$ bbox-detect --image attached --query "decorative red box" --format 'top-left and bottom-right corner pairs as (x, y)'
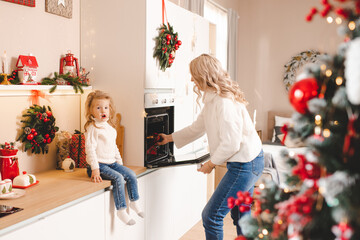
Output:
(69, 134), (87, 168)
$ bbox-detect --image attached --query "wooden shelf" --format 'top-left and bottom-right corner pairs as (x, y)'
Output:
(0, 85), (92, 91)
(0, 85), (92, 96)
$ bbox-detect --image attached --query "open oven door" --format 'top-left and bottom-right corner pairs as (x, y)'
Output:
(146, 149), (210, 169)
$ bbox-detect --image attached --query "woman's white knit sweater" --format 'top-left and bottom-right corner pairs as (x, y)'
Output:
(85, 120), (123, 170)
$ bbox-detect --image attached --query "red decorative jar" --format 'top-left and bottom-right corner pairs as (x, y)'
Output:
(0, 149), (19, 181)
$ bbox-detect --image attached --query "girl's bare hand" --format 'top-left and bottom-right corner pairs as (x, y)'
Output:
(91, 168), (103, 183)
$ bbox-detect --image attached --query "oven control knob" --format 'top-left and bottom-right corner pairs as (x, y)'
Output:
(170, 98), (174, 103)
(153, 99), (159, 105)
(162, 99), (167, 104)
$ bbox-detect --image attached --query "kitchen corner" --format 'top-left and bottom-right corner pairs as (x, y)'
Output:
(0, 166), (147, 237)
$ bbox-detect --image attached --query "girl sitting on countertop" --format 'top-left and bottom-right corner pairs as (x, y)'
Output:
(84, 90), (143, 225)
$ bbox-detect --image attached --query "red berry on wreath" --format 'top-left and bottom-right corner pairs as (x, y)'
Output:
(175, 45), (179, 50)
(166, 40), (170, 45)
(45, 134), (50, 139)
(27, 134), (34, 140)
(47, 138), (52, 144)
(31, 128), (35, 133)
(177, 40), (182, 46)
(169, 54), (173, 59)
(166, 34), (171, 40)
(306, 14), (313, 22)
(46, 111), (52, 117)
(34, 132), (38, 136)
(43, 139), (47, 143)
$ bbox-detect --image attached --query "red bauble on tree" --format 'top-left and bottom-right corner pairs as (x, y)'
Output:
(289, 78), (319, 114)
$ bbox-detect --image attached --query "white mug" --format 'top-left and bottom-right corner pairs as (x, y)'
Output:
(4, 179), (12, 193)
(0, 181), (6, 195)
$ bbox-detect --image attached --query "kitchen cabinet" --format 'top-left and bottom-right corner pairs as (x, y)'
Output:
(0, 166), (206, 240)
(104, 176), (146, 239)
(1, 191), (106, 240)
(144, 165), (207, 240)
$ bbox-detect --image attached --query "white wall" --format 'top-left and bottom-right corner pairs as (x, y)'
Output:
(171, 0), (342, 140)
(0, 1), (81, 173)
(235, 0), (342, 139)
(0, 1), (80, 79)
(80, 0), (146, 166)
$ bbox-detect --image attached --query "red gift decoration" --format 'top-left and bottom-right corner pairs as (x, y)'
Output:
(69, 133), (87, 168)
(0, 149), (20, 180)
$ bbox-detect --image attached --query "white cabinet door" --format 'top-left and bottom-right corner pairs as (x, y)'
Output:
(145, 166), (207, 240)
(104, 177), (146, 240)
(1, 192), (106, 240)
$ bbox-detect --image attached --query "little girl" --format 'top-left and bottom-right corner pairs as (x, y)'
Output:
(84, 90), (143, 225)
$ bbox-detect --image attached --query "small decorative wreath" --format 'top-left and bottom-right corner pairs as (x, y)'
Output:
(17, 105), (59, 154)
(153, 23), (182, 71)
(283, 50), (320, 91)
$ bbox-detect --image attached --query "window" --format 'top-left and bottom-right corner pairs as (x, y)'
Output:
(204, 0), (228, 70)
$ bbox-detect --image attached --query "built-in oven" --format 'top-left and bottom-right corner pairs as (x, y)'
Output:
(144, 92), (209, 168)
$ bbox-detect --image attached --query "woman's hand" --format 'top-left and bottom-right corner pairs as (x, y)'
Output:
(91, 168), (102, 183)
(197, 161), (216, 174)
(157, 133), (173, 145)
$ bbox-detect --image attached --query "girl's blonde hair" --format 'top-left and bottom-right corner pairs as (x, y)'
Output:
(84, 90), (116, 131)
(190, 54), (248, 105)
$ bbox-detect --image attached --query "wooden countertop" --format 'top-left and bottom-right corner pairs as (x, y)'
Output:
(0, 166), (146, 231)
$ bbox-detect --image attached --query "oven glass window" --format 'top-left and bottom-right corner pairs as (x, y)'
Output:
(145, 113), (169, 164)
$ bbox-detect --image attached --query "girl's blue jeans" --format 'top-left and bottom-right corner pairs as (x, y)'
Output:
(87, 162), (139, 210)
(202, 150), (264, 240)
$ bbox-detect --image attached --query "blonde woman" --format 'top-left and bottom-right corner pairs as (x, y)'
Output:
(84, 90), (143, 225)
(158, 54), (264, 239)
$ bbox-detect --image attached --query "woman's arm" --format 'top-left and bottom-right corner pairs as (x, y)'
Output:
(171, 109), (206, 148)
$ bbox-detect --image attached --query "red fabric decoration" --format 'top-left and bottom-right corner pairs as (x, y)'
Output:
(29, 90), (48, 105)
(292, 154), (321, 180)
(69, 133), (87, 168)
(280, 124), (289, 145)
(343, 115), (357, 158)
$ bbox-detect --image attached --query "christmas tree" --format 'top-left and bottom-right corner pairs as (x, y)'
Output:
(233, 1), (360, 239)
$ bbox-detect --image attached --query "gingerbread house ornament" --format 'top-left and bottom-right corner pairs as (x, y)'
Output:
(16, 55), (39, 84)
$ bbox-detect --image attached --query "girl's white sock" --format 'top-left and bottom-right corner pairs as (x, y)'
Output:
(130, 200), (144, 218)
(117, 209), (136, 225)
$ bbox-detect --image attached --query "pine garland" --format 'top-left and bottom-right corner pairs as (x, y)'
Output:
(17, 105), (59, 154)
(153, 23), (182, 71)
(41, 72), (88, 94)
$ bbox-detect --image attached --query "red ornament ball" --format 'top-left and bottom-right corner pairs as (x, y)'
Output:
(289, 78), (319, 114)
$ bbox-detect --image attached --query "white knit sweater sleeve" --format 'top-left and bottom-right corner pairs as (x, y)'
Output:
(114, 143), (123, 165)
(172, 108), (206, 149)
(84, 125), (100, 170)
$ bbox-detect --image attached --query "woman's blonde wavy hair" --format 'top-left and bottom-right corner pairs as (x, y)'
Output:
(190, 54), (248, 105)
(84, 90), (116, 131)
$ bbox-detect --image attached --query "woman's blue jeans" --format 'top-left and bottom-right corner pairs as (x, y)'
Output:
(202, 150), (264, 240)
(87, 162), (139, 210)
